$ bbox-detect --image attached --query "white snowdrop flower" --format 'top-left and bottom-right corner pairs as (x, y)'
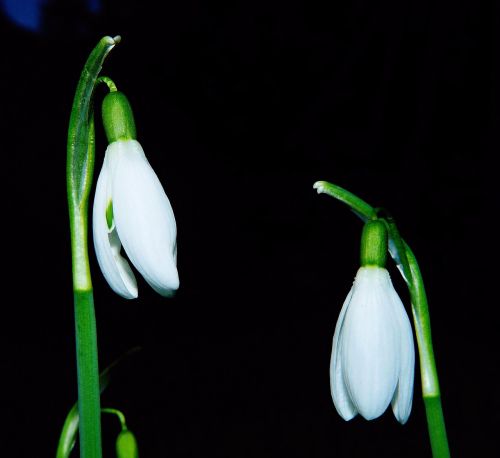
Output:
(330, 220), (414, 424)
(92, 91), (179, 299)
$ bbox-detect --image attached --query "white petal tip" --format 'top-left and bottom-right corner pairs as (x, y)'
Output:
(146, 268), (179, 298)
(392, 395), (413, 425)
(337, 410), (357, 421)
(396, 415), (409, 425)
(117, 288), (138, 300)
(313, 181), (325, 194)
(358, 410), (384, 421)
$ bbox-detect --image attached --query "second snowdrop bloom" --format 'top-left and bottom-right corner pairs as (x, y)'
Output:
(93, 90), (179, 299)
(330, 220), (415, 424)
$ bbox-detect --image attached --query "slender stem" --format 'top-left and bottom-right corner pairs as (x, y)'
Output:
(73, 290), (101, 458)
(97, 76), (118, 92)
(102, 408), (128, 430)
(405, 245), (450, 458)
(68, 120), (102, 458)
(67, 36), (121, 458)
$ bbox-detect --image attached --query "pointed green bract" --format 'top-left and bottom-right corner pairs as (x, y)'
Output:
(67, 36), (121, 209)
(313, 180), (376, 220)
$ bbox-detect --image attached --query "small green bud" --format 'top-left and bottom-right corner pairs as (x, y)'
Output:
(116, 429), (139, 458)
(360, 219), (388, 267)
(102, 91), (137, 143)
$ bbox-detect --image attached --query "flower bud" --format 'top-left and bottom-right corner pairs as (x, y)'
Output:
(116, 429), (139, 458)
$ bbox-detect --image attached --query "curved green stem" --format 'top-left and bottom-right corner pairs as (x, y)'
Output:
(102, 408), (128, 430)
(97, 76), (118, 92)
(67, 35), (120, 458)
(314, 180), (450, 457)
(405, 245), (450, 458)
(385, 225), (449, 456)
(313, 180), (377, 220)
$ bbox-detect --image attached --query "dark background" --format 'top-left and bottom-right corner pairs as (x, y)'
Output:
(1, 0), (498, 456)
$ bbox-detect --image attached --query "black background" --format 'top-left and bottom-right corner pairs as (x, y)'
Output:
(1, 0), (498, 457)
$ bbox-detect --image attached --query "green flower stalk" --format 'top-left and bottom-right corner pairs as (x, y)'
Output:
(67, 35), (121, 458)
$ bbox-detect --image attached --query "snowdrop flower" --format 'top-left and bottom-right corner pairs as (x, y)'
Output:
(330, 220), (415, 424)
(93, 90), (179, 299)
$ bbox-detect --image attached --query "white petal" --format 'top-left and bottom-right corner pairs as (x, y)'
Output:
(330, 287), (358, 420)
(390, 290), (415, 424)
(341, 267), (400, 420)
(109, 140), (179, 297)
(92, 156), (138, 299)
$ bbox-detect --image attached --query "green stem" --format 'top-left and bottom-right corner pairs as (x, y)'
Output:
(405, 245), (450, 458)
(386, 222), (450, 457)
(102, 408), (128, 430)
(97, 76), (118, 92)
(73, 290), (101, 458)
(67, 35), (121, 458)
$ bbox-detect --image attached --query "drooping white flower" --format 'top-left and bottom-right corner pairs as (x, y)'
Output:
(92, 90), (178, 299)
(330, 265), (415, 423)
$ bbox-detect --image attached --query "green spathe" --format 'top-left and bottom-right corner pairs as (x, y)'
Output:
(102, 91), (137, 143)
(360, 219), (387, 267)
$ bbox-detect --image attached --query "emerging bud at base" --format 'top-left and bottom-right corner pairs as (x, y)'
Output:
(116, 429), (139, 458)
